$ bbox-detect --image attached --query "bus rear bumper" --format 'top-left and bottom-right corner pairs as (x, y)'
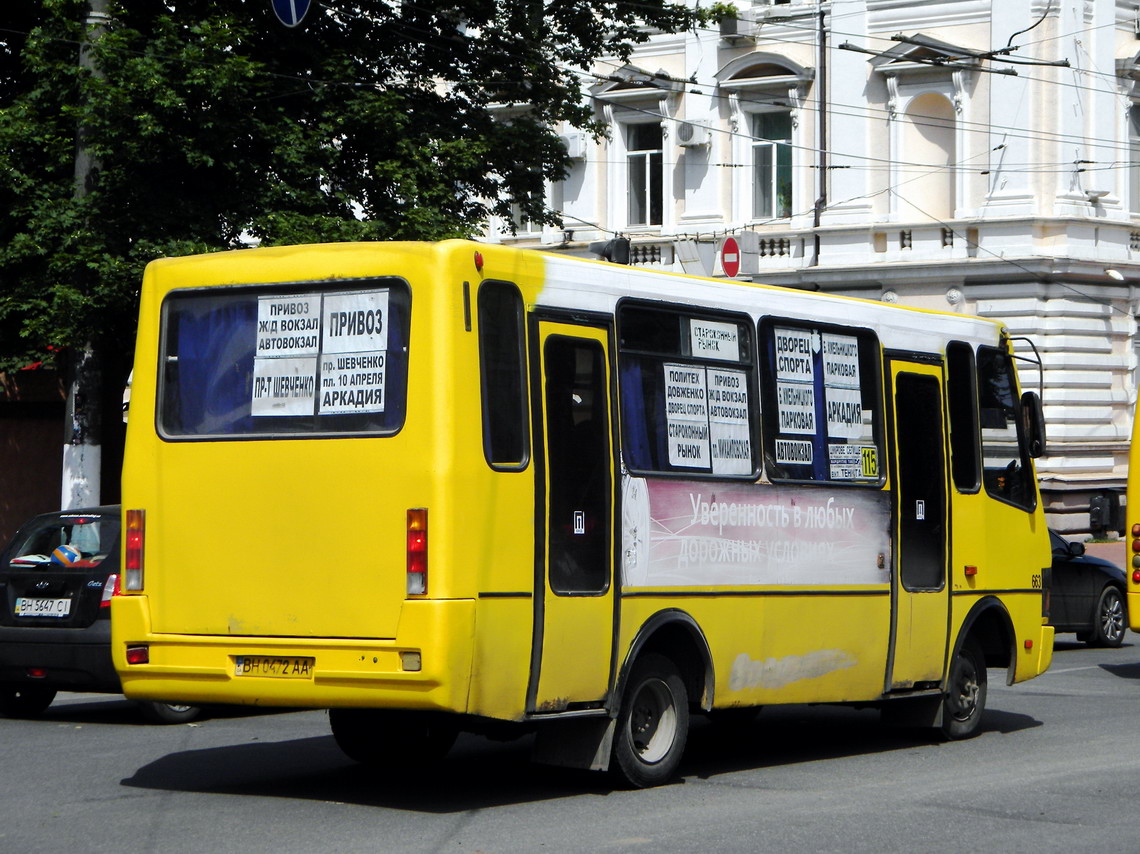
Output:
(111, 595), (476, 712)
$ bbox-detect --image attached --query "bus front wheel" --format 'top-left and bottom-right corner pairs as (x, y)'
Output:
(612, 653), (689, 788)
(329, 708), (458, 767)
(940, 639), (987, 739)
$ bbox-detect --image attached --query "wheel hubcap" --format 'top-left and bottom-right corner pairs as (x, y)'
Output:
(1101, 594), (1124, 641)
(951, 661), (979, 722)
(628, 678), (677, 764)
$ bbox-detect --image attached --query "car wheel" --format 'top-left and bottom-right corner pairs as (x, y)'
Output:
(1091, 586), (1126, 648)
(0, 684), (57, 718)
(329, 709), (458, 767)
(940, 639), (987, 740)
(611, 653), (689, 788)
(137, 701), (202, 724)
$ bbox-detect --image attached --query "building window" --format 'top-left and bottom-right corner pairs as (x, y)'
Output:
(627, 123), (663, 227)
(509, 201), (542, 235)
(752, 112), (792, 220)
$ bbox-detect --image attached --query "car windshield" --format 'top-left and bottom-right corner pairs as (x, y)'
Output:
(6, 514), (120, 571)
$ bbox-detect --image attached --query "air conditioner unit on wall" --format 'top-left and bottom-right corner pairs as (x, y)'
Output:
(560, 132), (587, 160)
(675, 121), (712, 148)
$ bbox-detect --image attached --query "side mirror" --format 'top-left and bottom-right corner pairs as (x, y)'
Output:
(1020, 391), (1046, 458)
(1068, 540), (1086, 558)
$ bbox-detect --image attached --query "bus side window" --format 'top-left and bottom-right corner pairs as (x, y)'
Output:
(478, 281), (529, 469)
(946, 341), (980, 493)
(617, 302), (757, 479)
(977, 346), (1035, 511)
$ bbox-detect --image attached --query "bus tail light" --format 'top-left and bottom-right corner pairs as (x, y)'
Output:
(407, 508), (427, 596)
(125, 509), (145, 591)
(100, 573), (120, 608)
(125, 645), (149, 665)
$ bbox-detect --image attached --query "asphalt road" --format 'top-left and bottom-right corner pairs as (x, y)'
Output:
(2, 634), (1139, 854)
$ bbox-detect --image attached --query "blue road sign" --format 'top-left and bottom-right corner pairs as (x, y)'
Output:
(272, 0), (311, 28)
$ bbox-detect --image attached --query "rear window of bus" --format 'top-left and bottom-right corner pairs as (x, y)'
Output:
(158, 278), (410, 438)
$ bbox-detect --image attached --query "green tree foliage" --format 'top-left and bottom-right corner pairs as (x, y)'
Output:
(0, 0), (714, 370)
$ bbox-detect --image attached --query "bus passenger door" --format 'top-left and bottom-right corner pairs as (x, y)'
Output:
(887, 361), (950, 689)
(528, 321), (617, 713)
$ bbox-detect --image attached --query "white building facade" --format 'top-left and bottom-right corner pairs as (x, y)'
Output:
(487, 0), (1140, 535)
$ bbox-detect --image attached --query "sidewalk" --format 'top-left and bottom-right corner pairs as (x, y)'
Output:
(1083, 541), (1125, 567)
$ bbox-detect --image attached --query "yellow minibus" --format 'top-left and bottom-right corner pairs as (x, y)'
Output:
(114, 240), (1053, 787)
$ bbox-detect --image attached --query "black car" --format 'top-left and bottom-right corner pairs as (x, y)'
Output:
(0, 505), (199, 722)
(1049, 529), (1127, 647)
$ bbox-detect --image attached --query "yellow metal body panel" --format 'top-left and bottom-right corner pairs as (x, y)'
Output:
(120, 241), (541, 716)
(1127, 404), (1140, 630)
(619, 592), (891, 706)
(950, 493), (1052, 684)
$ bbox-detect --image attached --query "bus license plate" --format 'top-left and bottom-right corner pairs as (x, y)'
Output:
(15, 597), (71, 618)
(234, 656), (315, 678)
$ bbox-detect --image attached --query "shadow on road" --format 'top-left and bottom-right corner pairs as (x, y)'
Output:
(121, 732), (607, 810)
(1052, 636), (1136, 653)
(27, 694), (295, 727)
(1099, 661), (1140, 680)
(119, 702), (1042, 810)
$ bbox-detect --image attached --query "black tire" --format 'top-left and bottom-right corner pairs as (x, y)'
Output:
(0, 684), (57, 718)
(611, 653), (689, 788)
(1091, 586), (1126, 648)
(941, 639), (987, 739)
(329, 708), (458, 767)
(137, 701), (202, 724)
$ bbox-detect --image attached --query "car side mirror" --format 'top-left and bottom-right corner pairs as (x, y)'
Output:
(1068, 541), (1086, 558)
(1020, 391), (1046, 458)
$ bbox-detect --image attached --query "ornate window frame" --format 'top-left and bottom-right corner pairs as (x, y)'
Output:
(592, 66), (682, 234)
(869, 36), (977, 221)
(715, 53), (814, 228)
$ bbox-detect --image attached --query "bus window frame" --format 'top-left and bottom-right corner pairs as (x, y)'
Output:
(615, 298), (761, 481)
(945, 340), (982, 495)
(477, 279), (530, 472)
(757, 315), (886, 489)
(155, 277), (412, 442)
(976, 344), (1037, 513)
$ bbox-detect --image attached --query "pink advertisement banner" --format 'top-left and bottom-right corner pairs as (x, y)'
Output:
(621, 476), (892, 588)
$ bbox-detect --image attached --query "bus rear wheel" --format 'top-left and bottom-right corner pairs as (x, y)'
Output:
(137, 701), (202, 724)
(329, 708), (458, 768)
(940, 639), (987, 739)
(612, 654), (689, 788)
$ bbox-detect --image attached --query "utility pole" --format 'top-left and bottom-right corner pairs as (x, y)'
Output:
(810, 6), (828, 268)
(63, 0), (110, 510)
